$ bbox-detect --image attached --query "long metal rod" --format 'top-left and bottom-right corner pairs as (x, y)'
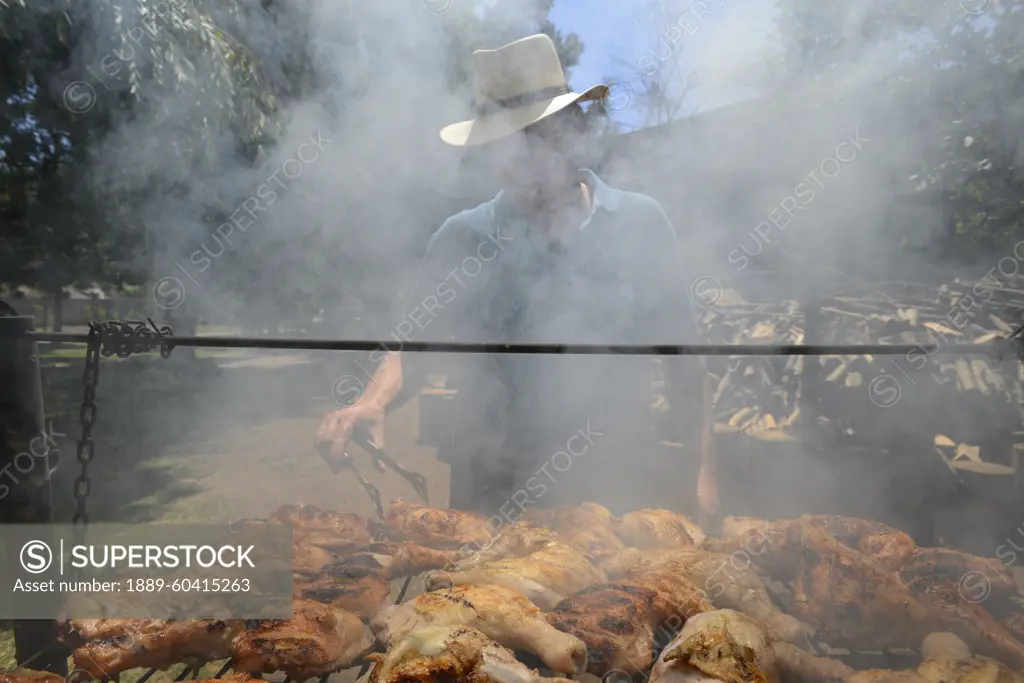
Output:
(15, 331), (1014, 357)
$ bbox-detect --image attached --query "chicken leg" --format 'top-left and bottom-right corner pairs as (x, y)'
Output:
(367, 626), (574, 683)
(371, 584), (588, 674)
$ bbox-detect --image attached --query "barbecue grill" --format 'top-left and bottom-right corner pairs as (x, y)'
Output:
(3, 306), (1024, 682)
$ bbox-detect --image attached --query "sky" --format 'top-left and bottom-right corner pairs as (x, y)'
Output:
(549, 0), (779, 130)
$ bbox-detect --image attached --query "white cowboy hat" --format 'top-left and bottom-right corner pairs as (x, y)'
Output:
(440, 33), (610, 147)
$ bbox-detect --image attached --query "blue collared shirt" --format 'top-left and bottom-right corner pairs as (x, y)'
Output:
(406, 170), (699, 511)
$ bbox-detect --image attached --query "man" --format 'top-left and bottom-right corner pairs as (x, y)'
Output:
(317, 34), (719, 525)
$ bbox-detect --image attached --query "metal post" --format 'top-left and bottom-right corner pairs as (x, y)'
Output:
(801, 298), (823, 439)
(0, 311), (68, 674)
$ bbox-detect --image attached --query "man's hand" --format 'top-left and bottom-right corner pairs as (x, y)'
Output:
(317, 403), (386, 468)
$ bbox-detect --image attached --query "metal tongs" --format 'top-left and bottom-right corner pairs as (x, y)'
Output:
(315, 440), (385, 522)
(351, 424), (430, 505)
(315, 424), (430, 523)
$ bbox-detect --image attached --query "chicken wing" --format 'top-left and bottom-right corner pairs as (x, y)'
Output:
(601, 548), (814, 647)
(548, 569), (713, 676)
(523, 504), (625, 562)
(367, 626), (574, 683)
(424, 541), (606, 610)
(383, 500), (494, 549)
(616, 510), (705, 549)
(371, 584), (587, 674)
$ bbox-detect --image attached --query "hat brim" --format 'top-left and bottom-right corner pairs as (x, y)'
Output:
(439, 84), (610, 147)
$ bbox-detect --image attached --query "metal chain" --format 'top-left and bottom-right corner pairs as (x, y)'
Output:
(73, 323), (102, 528)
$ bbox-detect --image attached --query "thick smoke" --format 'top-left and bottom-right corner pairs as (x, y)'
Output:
(38, 0), (1023, 542)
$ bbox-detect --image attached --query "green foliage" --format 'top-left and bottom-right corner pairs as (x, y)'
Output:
(769, 0), (1024, 255)
(0, 0), (584, 317)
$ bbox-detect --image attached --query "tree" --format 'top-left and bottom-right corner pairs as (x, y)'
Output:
(1, 0), (586, 335)
(0, 0), (286, 329)
(764, 0), (1024, 256)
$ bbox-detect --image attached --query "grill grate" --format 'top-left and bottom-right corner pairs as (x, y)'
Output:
(26, 572), (924, 682)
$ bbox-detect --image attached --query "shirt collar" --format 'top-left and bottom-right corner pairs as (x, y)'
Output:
(579, 168), (620, 213)
(493, 169), (619, 232)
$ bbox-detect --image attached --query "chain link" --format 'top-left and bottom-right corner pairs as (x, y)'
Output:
(70, 319), (174, 528)
(97, 319), (174, 359)
(73, 323), (102, 528)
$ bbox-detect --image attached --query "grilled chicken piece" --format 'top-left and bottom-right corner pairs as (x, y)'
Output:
(719, 515), (916, 573)
(847, 673), (929, 683)
(292, 537), (341, 576)
(851, 632), (1024, 683)
(616, 510), (706, 549)
(226, 517), (340, 577)
(1001, 613), (1024, 642)
(451, 522), (563, 569)
(270, 503), (374, 553)
(367, 626), (573, 683)
(294, 554), (392, 619)
(295, 541), (455, 618)
(383, 500), (494, 549)
(901, 548), (1017, 602)
(741, 519), (1024, 668)
(371, 584), (587, 674)
(71, 619), (244, 679)
(424, 541), (607, 610)
(1, 671), (68, 683)
(917, 649), (1024, 683)
(355, 541), (456, 576)
(814, 516), (917, 571)
(548, 569), (714, 676)
(59, 617), (168, 647)
(232, 600), (372, 679)
(523, 504), (625, 562)
(385, 499), (495, 552)
(651, 609), (780, 683)
(601, 548), (814, 647)
(898, 549), (1024, 668)
(650, 610), (852, 683)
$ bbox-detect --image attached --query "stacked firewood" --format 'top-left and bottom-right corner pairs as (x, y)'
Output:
(676, 273), (1024, 464)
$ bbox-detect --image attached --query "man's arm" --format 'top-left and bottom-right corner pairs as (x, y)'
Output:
(317, 218), (469, 454)
(641, 200), (720, 531)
